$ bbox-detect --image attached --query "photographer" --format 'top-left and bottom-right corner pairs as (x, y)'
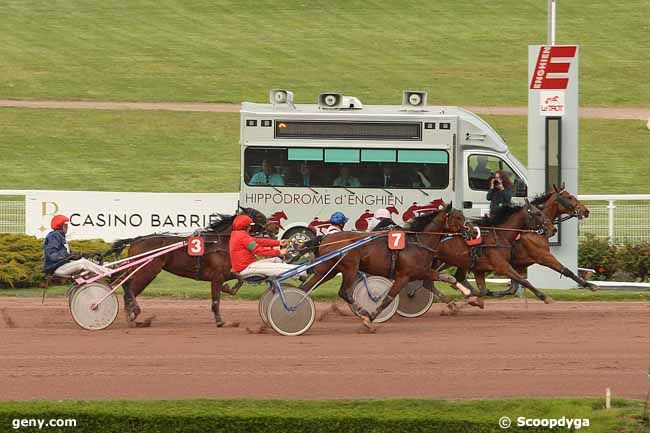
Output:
(486, 171), (513, 216)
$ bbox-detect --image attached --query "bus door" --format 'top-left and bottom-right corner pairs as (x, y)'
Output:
(463, 152), (528, 218)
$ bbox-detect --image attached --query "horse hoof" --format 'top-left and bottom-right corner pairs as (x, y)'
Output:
(360, 316), (375, 332)
(587, 283), (599, 292)
(544, 296), (555, 304)
(467, 296), (485, 309)
(216, 320), (225, 327)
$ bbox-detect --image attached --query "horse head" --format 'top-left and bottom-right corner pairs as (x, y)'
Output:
(524, 199), (556, 237)
(552, 183), (590, 219)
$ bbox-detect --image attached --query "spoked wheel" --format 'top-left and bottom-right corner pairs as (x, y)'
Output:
(258, 286), (275, 325)
(267, 287), (316, 336)
(396, 280), (435, 318)
(69, 282), (119, 331)
(351, 276), (399, 323)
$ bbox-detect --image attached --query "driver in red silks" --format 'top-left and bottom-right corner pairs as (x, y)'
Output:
(229, 215), (303, 278)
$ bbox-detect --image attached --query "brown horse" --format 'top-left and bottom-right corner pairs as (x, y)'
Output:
(435, 200), (556, 302)
(108, 207), (268, 327)
(299, 204), (474, 325)
(486, 184), (594, 297)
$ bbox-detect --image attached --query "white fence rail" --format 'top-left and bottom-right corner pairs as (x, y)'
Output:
(1, 192), (649, 244)
(0, 201), (25, 234)
(578, 194), (650, 244)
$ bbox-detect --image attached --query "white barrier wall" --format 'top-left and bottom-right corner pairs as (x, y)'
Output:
(14, 190), (239, 241)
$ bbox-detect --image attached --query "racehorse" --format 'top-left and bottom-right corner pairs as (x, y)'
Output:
(299, 203), (474, 326)
(435, 200), (556, 302)
(487, 184), (594, 297)
(108, 207), (268, 327)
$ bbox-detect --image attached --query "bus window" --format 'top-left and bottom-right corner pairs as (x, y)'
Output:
(244, 147), (449, 189)
(467, 154), (527, 197)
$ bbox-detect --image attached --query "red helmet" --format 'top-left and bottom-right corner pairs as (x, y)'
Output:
(232, 214), (254, 230)
(50, 214), (70, 230)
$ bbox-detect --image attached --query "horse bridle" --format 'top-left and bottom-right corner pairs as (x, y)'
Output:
(554, 190), (584, 223)
(525, 203), (549, 235)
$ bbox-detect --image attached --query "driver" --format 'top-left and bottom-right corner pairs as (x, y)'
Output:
(368, 208), (399, 231)
(323, 211), (348, 235)
(229, 214), (302, 278)
(43, 214), (112, 278)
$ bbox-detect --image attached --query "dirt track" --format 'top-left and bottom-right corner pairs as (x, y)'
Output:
(1, 297), (648, 401)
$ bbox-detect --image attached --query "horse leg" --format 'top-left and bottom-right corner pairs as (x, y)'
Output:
(453, 267), (479, 296)
(121, 262), (162, 325)
(122, 283), (140, 322)
(435, 271), (484, 309)
(210, 278), (230, 327)
(535, 253), (598, 290)
(352, 274), (409, 330)
(489, 262), (552, 303)
(422, 279), (452, 304)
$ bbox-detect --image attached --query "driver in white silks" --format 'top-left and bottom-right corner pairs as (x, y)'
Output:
(367, 208), (399, 232)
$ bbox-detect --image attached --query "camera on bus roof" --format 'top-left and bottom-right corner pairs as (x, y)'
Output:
(269, 89), (294, 105)
(402, 90), (428, 109)
(318, 93), (363, 110)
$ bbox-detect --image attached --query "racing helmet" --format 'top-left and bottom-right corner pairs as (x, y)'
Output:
(50, 214), (70, 230)
(374, 208), (391, 220)
(329, 211), (348, 226)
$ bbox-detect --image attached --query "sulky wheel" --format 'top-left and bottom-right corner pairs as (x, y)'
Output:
(267, 287), (316, 336)
(396, 280), (435, 318)
(258, 286), (275, 325)
(352, 276), (399, 323)
(69, 282), (119, 331)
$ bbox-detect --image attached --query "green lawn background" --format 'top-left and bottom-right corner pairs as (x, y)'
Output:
(0, 0), (648, 106)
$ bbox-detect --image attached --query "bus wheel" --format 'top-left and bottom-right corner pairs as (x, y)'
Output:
(283, 227), (316, 263)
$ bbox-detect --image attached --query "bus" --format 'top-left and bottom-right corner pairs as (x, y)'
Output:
(239, 90), (528, 243)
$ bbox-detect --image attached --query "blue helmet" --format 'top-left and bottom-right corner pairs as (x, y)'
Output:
(330, 211), (348, 226)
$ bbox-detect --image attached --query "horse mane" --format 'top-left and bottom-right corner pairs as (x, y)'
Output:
(478, 205), (524, 227)
(205, 213), (236, 232)
(405, 210), (442, 232)
(107, 207), (267, 257)
(531, 192), (553, 206)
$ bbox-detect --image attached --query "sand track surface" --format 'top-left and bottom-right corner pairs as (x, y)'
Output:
(1, 297), (648, 400)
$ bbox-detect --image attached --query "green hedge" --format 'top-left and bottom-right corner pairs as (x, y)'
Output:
(1, 233), (649, 289)
(0, 399), (644, 433)
(0, 234), (113, 288)
(578, 235), (650, 282)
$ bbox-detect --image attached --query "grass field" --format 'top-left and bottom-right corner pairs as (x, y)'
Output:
(0, 398), (647, 433)
(0, 1), (648, 107)
(1, 108), (648, 193)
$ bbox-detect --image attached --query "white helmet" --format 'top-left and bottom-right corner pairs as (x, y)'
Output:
(374, 208), (391, 219)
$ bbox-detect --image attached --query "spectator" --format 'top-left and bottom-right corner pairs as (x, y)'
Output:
(487, 170), (513, 215)
(250, 160), (285, 186)
(333, 166), (361, 187)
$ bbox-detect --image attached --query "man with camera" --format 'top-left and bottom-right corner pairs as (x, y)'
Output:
(486, 171), (513, 216)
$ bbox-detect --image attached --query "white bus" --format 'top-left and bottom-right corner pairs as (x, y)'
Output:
(239, 90), (528, 242)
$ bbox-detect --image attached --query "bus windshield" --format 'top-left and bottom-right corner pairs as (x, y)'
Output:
(244, 147), (449, 190)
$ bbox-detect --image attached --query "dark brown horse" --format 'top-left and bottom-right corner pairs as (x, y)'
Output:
(299, 204), (475, 326)
(108, 207), (268, 327)
(487, 184), (594, 297)
(435, 200), (556, 302)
